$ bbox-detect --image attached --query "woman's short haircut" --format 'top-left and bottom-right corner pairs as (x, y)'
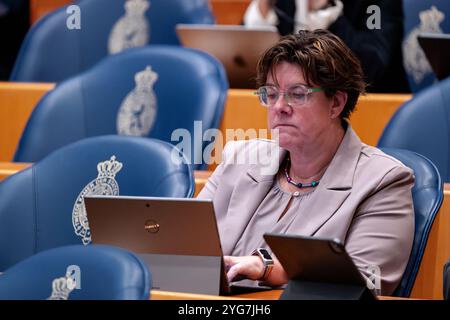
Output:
(256, 29), (366, 120)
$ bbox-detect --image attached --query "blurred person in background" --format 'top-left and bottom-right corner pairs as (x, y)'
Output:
(0, 0), (29, 80)
(244, 0), (409, 93)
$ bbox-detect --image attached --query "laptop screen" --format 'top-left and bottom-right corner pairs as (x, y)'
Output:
(85, 195), (228, 294)
(176, 24), (280, 89)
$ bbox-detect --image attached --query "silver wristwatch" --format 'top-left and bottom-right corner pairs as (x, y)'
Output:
(252, 248), (274, 280)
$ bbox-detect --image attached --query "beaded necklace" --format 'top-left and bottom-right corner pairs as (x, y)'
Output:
(284, 157), (320, 188)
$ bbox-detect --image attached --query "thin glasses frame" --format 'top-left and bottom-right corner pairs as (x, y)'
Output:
(254, 85), (323, 108)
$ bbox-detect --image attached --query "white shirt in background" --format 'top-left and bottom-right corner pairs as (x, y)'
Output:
(243, 0), (344, 32)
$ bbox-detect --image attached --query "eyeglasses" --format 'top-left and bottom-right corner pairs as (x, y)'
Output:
(255, 85), (323, 108)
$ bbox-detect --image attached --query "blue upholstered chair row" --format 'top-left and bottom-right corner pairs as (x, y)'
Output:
(0, 245), (151, 300)
(12, 0), (450, 93)
(379, 77), (450, 182)
(13, 45), (228, 170)
(0, 136), (444, 298)
(11, 0), (214, 82)
(377, 77), (450, 297)
(0, 135), (194, 272)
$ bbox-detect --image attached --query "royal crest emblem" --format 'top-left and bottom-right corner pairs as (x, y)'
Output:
(403, 6), (445, 84)
(116, 65), (158, 136)
(72, 156), (123, 245)
(47, 272), (76, 300)
(108, 0), (150, 54)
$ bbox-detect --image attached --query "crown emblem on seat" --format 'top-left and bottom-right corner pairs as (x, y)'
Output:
(72, 155), (123, 245)
(125, 0), (150, 14)
(403, 5), (445, 84)
(108, 0), (150, 54)
(96, 156), (123, 178)
(47, 272), (76, 300)
(117, 66), (158, 136)
(419, 5), (445, 28)
(135, 66), (158, 88)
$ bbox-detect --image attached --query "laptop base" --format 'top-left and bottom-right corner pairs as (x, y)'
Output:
(140, 254), (222, 296)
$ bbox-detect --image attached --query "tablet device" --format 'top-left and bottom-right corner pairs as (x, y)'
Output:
(264, 233), (377, 299)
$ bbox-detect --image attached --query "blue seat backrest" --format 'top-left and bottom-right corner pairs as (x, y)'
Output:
(0, 244), (151, 300)
(380, 148), (443, 297)
(0, 135), (194, 271)
(13, 45), (228, 170)
(10, 0), (214, 82)
(378, 76), (450, 182)
(402, 0), (450, 92)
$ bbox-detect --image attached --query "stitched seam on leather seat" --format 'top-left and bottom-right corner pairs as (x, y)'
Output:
(79, 79), (89, 137)
(412, 185), (441, 192)
(151, 170), (190, 195)
(123, 250), (150, 300)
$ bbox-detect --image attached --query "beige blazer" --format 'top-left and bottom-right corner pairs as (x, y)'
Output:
(197, 126), (415, 295)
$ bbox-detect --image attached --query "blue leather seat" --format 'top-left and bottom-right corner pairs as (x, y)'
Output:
(0, 135), (194, 271)
(402, 0), (450, 92)
(380, 148), (443, 297)
(0, 244), (151, 300)
(10, 0), (214, 82)
(13, 45), (228, 170)
(378, 77), (450, 182)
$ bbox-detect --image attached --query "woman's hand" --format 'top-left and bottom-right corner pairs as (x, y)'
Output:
(224, 255), (265, 283)
(225, 255), (289, 286)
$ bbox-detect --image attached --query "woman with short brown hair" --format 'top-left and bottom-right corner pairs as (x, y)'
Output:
(198, 29), (414, 296)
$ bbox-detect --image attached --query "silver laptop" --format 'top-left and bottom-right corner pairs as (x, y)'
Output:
(84, 195), (269, 296)
(176, 24), (280, 89)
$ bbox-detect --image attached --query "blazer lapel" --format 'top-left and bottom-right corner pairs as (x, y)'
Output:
(222, 126), (363, 254)
(221, 147), (287, 255)
(270, 126), (363, 237)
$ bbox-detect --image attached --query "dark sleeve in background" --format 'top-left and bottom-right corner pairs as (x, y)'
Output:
(329, 0), (409, 93)
(273, 0), (409, 93)
(274, 0), (296, 36)
(0, 0), (30, 80)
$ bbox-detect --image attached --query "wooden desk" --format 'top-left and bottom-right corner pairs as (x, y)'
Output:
(410, 184), (450, 299)
(210, 0), (251, 25)
(30, 0), (251, 26)
(192, 170), (212, 196)
(30, 0), (72, 25)
(151, 289), (415, 300)
(0, 82), (55, 162)
(0, 162), (32, 181)
(152, 290), (250, 300)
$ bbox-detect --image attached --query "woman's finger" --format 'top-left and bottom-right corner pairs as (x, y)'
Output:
(226, 264), (240, 282)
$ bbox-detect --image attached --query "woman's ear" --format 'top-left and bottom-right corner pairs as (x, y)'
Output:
(330, 91), (347, 119)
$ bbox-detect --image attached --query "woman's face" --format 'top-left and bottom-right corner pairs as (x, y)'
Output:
(266, 61), (344, 151)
